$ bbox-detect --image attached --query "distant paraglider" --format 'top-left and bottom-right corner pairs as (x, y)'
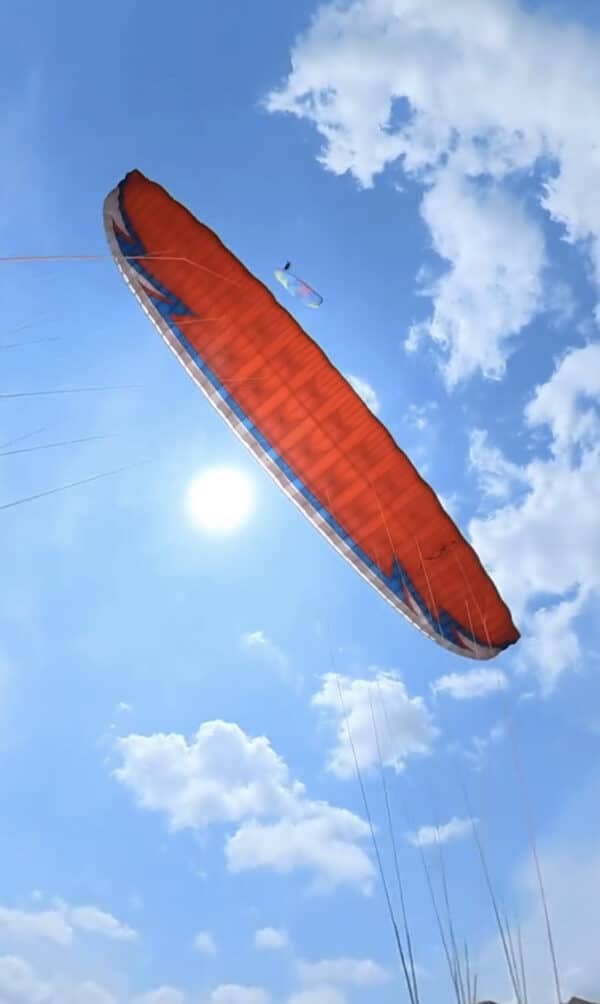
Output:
(104, 169), (519, 660)
(274, 260), (323, 308)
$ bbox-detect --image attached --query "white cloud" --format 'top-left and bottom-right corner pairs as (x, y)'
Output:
(240, 631), (296, 687)
(462, 723), (506, 771)
(0, 907), (72, 946)
(0, 953), (189, 1004)
(114, 721), (373, 893)
(0, 958), (118, 1004)
(524, 342), (600, 454)
(254, 927), (289, 950)
(345, 375), (380, 414)
(193, 930), (217, 956)
(267, 0), (600, 383)
(468, 428), (529, 500)
(407, 815), (475, 848)
(519, 595), (586, 695)
(437, 491), (460, 520)
(312, 671), (437, 778)
(114, 721), (298, 829)
(133, 991), (186, 1004)
(406, 403), (436, 431)
(0, 901), (137, 946)
(0, 955), (51, 1004)
(226, 810), (373, 894)
(286, 989), (346, 1004)
(65, 983), (117, 1004)
(207, 986), (270, 1004)
(59, 903), (137, 943)
(431, 668), (508, 700)
(469, 343), (600, 690)
(407, 169), (546, 386)
(297, 957), (389, 987)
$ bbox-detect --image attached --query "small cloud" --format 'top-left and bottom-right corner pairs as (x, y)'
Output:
(431, 668), (508, 700)
(437, 491), (460, 519)
(518, 691), (536, 704)
(463, 722), (506, 770)
(287, 989), (346, 1004)
(57, 901), (138, 942)
(0, 956), (52, 1004)
(519, 595), (586, 696)
(194, 930), (217, 955)
(241, 631), (296, 687)
(117, 701), (132, 714)
(345, 375), (380, 414)
(545, 278), (577, 328)
(254, 926), (289, 950)
(0, 905), (72, 945)
(134, 990), (187, 1004)
(298, 957), (389, 987)
(0, 899), (137, 945)
(406, 402), (436, 430)
(312, 671), (437, 778)
(208, 986), (270, 1004)
(407, 815), (475, 848)
(469, 428), (527, 500)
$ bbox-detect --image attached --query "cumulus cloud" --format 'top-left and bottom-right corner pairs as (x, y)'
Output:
(0, 955), (122, 1004)
(0, 958), (274, 1004)
(60, 904), (137, 943)
(431, 668), (508, 700)
(286, 989), (346, 1004)
(297, 957), (389, 987)
(254, 927), (289, 950)
(407, 169), (547, 385)
(468, 428), (529, 501)
(114, 720), (374, 893)
(311, 671), (437, 778)
(267, 0), (600, 383)
(69, 983), (118, 1004)
(469, 343), (600, 689)
(207, 987), (270, 1004)
(345, 375), (380, 414)
(227, 811), (373, 894)
(0, 907), (72, 946)
(0, 955), (274, 1004)
(406, 403), (436, 431)
(462, 723), (505, 771)
(0, 954), (52, 1004)
(0, 900), (137, 946)
(193, 931), (217, 956)
(133, 991), (187, 1004)
(241, 631), (296, 687)
(524, 341), (600, 453)
(407, 815), (475, 848)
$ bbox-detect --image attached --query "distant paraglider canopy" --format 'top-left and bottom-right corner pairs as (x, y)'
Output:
(104, 169), (519, 660)
(274, 261), (323, 308)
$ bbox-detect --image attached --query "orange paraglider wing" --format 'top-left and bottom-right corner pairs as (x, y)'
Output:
(104, 170), (519, 660)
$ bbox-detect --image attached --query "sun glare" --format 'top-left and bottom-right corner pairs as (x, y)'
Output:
(185, 466), (255, 534)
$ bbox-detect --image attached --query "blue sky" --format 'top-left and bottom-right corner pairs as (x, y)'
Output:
(1, 1), (600, 1002)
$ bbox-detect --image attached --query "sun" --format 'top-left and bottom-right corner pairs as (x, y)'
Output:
(185, 466), (255, 534)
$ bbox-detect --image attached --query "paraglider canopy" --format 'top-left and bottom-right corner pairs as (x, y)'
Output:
(104, 169), (519, 660)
